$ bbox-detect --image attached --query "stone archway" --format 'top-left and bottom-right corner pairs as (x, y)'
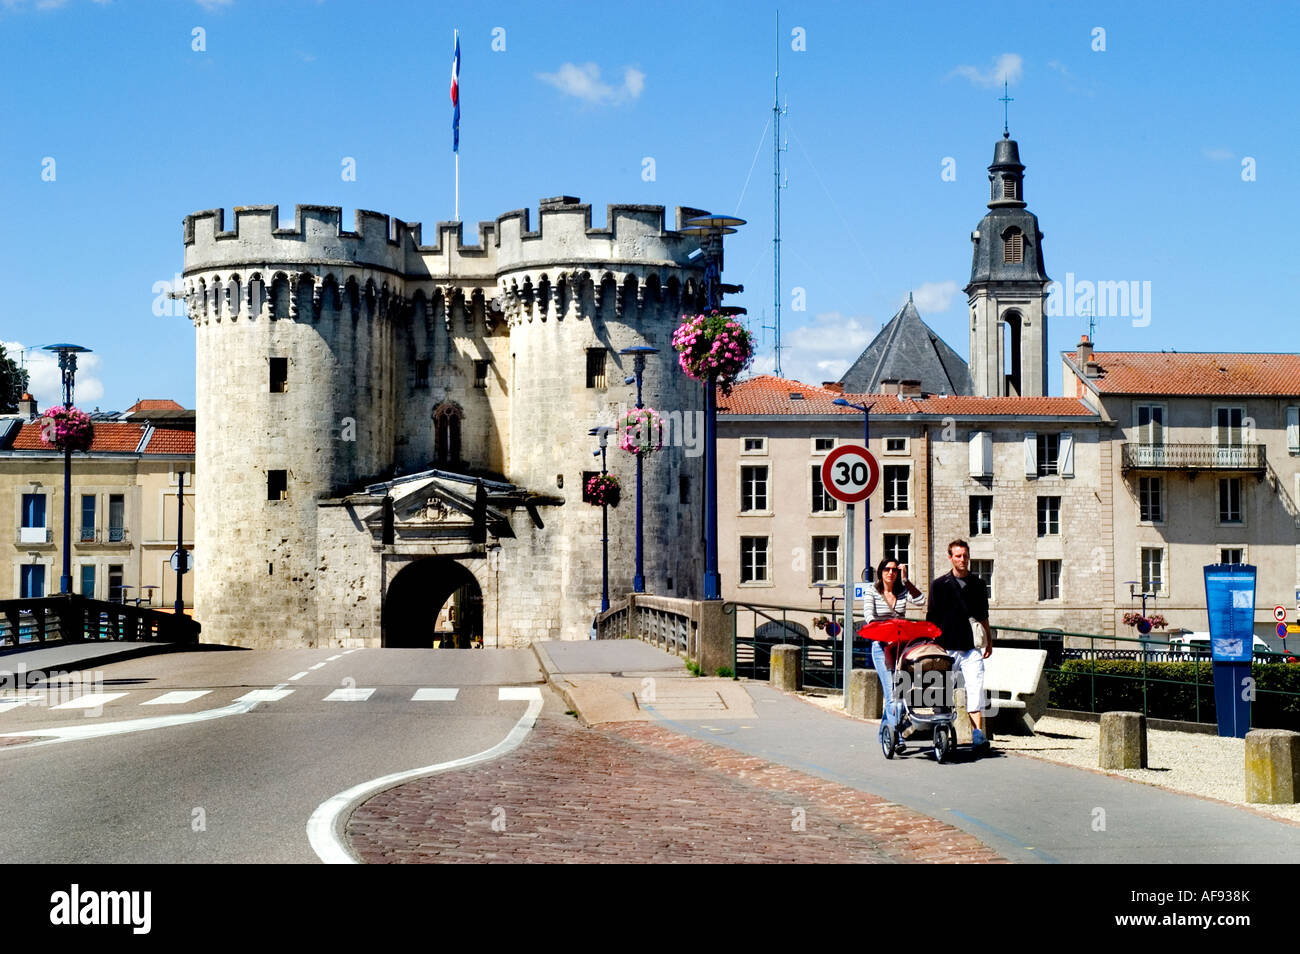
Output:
(382, 557), (484, 648)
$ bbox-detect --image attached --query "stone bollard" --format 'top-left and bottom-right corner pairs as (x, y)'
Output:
(1245, 729), (1300, 804)
(847, 668), (883, 719)
(1099, 711), (1148, 769)
(953, 687), (973, 745)
(769, 644), (802, 692)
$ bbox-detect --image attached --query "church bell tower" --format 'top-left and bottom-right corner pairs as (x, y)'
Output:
(965, 132), (1050, 397)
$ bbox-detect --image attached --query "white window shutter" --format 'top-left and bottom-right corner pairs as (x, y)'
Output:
(1024, 432), (1037, 476)
(1059, 431), (1075, 477)
(968, 431), (992, 477)
(1287, 406), (1299, 452)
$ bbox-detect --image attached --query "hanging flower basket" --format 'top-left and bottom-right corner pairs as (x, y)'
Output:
(1123, 612), (1167, 634)
(585, 472), (621, 508)
(618, 407), (664, 456)
(671, 311), (754, 395)
(39, 406), (94, 452)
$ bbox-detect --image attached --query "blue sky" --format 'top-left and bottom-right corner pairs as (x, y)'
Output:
(2, 0), (1296, 411)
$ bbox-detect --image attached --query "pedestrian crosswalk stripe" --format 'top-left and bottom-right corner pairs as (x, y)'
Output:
(0, 696), (42, 714)
(324, 687), (375, 702)
(411, 688), (459, 701)
(288, 672), (308, 681)
(326, 654), (343, 661)
(499, 687), (543, 701)
(141, 690), (212, 706)
(235, 688), (295, 703)
(52, 692), (129, 710)
(308, 662), (327, 670)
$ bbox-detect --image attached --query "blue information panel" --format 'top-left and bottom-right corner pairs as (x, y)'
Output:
(1203, 564), (1256, 662)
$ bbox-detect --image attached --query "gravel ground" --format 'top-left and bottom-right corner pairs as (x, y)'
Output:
(796, 692), (1300, 825)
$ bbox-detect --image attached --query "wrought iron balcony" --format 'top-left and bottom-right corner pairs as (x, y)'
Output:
(1121, 443), (1266, 473)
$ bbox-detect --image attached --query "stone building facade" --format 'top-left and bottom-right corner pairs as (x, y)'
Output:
(182, 198), (722, 648)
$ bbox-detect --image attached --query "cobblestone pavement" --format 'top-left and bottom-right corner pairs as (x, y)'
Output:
(346, 713), (1007, 863)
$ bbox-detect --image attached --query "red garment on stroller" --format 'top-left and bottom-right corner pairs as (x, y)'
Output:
(858, 619), (942, 669)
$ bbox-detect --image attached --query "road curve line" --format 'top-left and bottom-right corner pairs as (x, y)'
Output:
(0, 701), (256, 748)
(307, 686), (544, 865)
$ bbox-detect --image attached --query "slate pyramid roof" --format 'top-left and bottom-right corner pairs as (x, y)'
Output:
(837, 296), (973, 396)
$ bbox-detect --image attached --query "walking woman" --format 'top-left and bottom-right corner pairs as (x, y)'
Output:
(866, 558), (925, 699)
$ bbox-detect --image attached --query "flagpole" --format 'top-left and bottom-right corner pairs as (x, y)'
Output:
(456, 153), (460, 222)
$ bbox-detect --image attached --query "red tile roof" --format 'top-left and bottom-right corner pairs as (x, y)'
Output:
(719, 376), (1097, 417)
(1070, 352), (1300, 396)
(142, 428), (196, 454)
(11, 421), (147, 452)
(125, 399), (185, 412)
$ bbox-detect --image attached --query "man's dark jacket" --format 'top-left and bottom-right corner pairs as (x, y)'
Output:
(926, 570), (990, 652)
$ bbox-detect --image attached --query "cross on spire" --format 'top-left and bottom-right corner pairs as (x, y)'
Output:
(1000, 79), (1014, 138)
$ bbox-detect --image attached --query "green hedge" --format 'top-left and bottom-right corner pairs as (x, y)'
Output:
(1047, 660), (1300, 730)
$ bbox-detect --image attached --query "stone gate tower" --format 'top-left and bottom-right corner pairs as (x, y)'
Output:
(182, 197), (721, 648)
(965, 134), (1050, 397)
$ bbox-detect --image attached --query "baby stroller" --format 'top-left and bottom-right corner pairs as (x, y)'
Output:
(859, 619), (960, 763)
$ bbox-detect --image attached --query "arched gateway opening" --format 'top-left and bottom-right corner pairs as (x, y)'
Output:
(382, 558), (484, 648)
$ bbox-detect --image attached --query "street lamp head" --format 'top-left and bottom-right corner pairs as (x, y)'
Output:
(618, 345), (660, 357)
(623, 375), (636, 385)
(44, 344), (91, 354)
(682, 214), (747, 230)
(832, 398), (850, 408)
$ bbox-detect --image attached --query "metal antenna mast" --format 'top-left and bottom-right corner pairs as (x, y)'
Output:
(770, 9), (788, 376)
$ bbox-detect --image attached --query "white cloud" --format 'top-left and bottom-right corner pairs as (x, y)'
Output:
(195, 0), (232, 10)
(752, 311), (877, 386)
(537, 62), (646, 105)
(909, 280), (960, 314)
(949, 53), (1023, 88)
(3, 341), (105, 411)
(1202, 147), (1235, 161)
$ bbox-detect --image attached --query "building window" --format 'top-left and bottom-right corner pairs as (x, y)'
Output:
(415, 359), (430, 389)
(1215, 407), (1245, 446)
(811, 466), (838, 513)
(970, 559), (994, 600)
(1139, 477), (1163, 522)
(267, 470), (288, 501)
(740, 536), (769, 583)
(884, 437), (908, 454)
(1141, 547), (1164, 595)
(1037, 496), (1060, 536)
(882, 465), (910, 512)
(269, 357), (288, 393)
(883, 533), (910, 568)
(108, 564), (124, 603)
(108, 494), (125, 542)
(811, 536), (840, 585)
(1036, 433), (1059, 476)
(679, 476), (689, 505)
(20, 564), (45, 599)
(1135, 404), (1164, 445)
(742, 437), (767, 455)
(741, 466), (769, 512)
(80, 494), (96, 542)
(969, 496), (992, 536)
(20, 493), (46, 543)
(1220, 547), (1244, 565)
(1003, 228), (1024, 265)
(473, 360), (488, 389)
(79, 564), (95, 599)
(434, 404), (462, 465)
(813, 437), (835, 454)
(1218, 478), (1242, 524)
(1037, 560), (1061, 601)
(585, 349), (606, 389)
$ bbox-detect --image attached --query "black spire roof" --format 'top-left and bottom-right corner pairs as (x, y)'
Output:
(837, 296), (972, 396)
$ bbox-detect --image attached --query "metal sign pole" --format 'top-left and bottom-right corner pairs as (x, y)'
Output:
(843, 502), (854, 690)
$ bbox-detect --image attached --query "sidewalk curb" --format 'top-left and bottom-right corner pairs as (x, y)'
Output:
(531, 641), (591, 726)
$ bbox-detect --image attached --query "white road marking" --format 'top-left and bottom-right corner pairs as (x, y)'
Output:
(342, 649), (359, 655)
(288, 672), (309, 681)
(411, 688), (459, 701)
(141, 690), (211, 706)
(323, 687), (375, 702)
(326, 655), (343, 661)
(235, 688), (294, 703)
(0, 695), (43, 715)
(51, 692), (128, 710)
(0, 701), (256, 747)
(309, 663), (327, 670)
(307, 686), (545, 864)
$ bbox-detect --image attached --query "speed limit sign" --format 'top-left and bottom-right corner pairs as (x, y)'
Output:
(820, 445), (880, 504)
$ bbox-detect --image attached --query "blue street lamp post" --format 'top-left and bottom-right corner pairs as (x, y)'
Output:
(619, 346), (659, 593)
(589, 426), (613, 613)
(45, 344), (91, 596)
(833, 398), (873, 582)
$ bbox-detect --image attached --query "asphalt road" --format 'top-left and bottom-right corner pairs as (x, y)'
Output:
(0, 647), (545, 863)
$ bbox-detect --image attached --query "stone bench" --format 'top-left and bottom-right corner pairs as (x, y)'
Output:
(983, 647), (1049, 734)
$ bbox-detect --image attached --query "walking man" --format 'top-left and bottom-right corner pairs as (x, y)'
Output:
(926, 539), (994, 751)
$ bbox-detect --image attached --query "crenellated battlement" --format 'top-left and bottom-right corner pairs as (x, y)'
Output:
(184, 198), (713, 279)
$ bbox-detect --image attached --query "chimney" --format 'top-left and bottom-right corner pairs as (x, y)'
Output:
(879, 379), (901, 395)
(1077, 334), (1093, 367)
(899, 379), (922, 397)
(17, 393), (37, 421)
(822, 382), (844, 394)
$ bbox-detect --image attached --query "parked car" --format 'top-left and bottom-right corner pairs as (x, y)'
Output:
(1168, 631), (1274, 659)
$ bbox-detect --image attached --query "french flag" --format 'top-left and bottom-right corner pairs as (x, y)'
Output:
(450, 31), (460, 153)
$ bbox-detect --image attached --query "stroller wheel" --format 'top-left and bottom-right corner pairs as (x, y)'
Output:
(933, 724), (953, 763)
(881, 724), (897, 760)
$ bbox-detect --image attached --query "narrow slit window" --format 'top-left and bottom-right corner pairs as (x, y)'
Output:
(270, 357), (288, 393)
(268, 470), (288, 501)
(586, 349), (607, 389)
